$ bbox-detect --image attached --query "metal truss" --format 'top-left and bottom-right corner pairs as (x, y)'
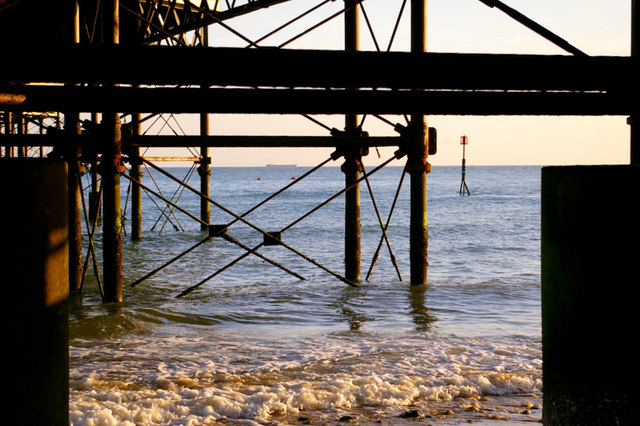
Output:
(1, 0), (637, 297)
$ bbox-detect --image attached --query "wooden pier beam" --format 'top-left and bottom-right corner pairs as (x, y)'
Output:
(342, 0), (361, 284)
(408, 0), (429, 286)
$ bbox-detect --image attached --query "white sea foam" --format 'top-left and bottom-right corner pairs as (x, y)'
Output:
(70, 334), (541, 425)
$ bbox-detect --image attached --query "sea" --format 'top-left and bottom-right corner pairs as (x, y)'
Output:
(69, 163), (543, 425)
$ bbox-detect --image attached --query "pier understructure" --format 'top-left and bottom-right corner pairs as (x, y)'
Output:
(2, 0), (640, 424)
(0, 0), (635, 302)
(2, 0), (636, 301)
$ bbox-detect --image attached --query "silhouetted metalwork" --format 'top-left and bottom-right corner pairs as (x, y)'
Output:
(0, 0), (637, 300)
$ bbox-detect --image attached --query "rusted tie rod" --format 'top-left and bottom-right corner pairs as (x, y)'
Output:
(129, 155), (336, 287)
(123, 172), (303, 284)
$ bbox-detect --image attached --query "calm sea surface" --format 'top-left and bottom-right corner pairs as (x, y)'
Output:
(69, 164), (542, 425)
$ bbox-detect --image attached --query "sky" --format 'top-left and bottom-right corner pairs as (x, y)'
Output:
(144, 0), (633, 167)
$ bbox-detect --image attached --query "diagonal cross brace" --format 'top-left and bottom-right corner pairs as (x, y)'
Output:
(478, 0), (587, 56)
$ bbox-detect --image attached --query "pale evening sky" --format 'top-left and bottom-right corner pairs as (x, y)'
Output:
(143, 0), (633, 167)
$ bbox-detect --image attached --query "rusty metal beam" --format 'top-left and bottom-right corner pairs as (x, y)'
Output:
(1, 84), (632, 116)
(478, 0), (586, 57)
(0, 134), (402, 151)
(631, 0), (639, 165)
(1, 45), (635, 92)
(141, 0), (296, 44)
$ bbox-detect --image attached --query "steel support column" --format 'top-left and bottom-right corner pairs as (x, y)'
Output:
(408, 0), (429, 286)
(66, 143), (83, 293)
(631, 0), (639, 165)
(4, 112), (13, 157)
(199, 117), (211, 231)
(66, 0), (82, 293)
(130, 113), (143, 240)
(342, 0), (361, 283)
(102, 0), (123, 302)
(200, 27), (211, 231)
(89, 113), (101, 223)
(102, 111), (123, 302)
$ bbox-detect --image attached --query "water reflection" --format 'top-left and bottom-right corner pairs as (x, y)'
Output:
(329, 282), (437, 333)
(330, 286), (373, 331)
(408, 285), (437, 332)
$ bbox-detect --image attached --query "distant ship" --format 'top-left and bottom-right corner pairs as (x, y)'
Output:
(266, 164), (297, 167)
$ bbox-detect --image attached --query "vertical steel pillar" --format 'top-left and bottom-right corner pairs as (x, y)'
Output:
(66, 0), (82, 293)
(102, 0), (123, 302)
(130, 113), (143, 240)
(17, 116), (26, 157)
(66, 143), (82, 293)
(199, 117), (211, 231)
(631, 0), (639, 164)
(89, 113), (101, 223)
(0, 112), (4, 157)
(5, 112), (14, 157)
(343, 0), (361, 283)
(199, 26), (211, 231)
(408, 0), (429, 286)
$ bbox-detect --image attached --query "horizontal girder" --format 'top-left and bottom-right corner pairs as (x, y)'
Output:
(0, 84), (634, 116)
(0, 134), (401, 150)
(1, 46), (637, 116)
(1, 45), (636, 91)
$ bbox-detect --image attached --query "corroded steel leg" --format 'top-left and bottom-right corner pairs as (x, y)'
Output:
(342, 148), (362, 284)
(199, 114), (211, 231)
(130, 149), (143, 240)
(102, 112), (123, 303)
(130, 114), (143, 240)
(409, 0), (429, 286)
(342, 0), (361, 284)
(407, 117), (429, 286)
(101, 0), (123, 302)
(631, 0), (639, 164)
(67, 148), (83, 293)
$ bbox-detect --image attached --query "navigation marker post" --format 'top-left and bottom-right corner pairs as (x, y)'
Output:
(459, 135), (471, 196)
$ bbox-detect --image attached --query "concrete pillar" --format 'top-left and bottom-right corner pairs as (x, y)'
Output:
(2, 159), (69, 425)
(541, 165), (640, 424)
